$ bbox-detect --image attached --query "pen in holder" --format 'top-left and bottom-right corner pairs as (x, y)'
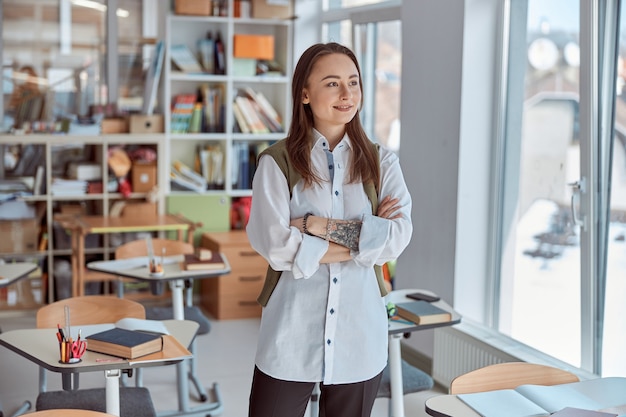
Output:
(58, 335), (86, 364)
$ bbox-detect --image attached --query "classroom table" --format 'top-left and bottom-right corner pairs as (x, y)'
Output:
(384, 289), (461, 417)
(424, 377), (626, 417)
(55, 213), (200, 297)
(87, 254), (231, 417)
(0, 320), (198, 417)
(0, 262), (38, 288)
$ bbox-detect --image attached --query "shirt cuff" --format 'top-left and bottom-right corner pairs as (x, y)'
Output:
(292, 234), (329, 279)
(353, 213), (389, 267)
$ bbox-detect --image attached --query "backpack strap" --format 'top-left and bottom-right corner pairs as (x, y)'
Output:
(256, 139), (388, 306)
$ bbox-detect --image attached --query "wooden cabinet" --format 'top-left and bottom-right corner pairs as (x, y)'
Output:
(200, 230), (266, 319)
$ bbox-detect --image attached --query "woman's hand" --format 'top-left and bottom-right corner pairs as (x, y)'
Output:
(377, 195), (402, 220)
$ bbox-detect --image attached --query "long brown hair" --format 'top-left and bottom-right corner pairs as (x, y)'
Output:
(287, 42), (380, 189)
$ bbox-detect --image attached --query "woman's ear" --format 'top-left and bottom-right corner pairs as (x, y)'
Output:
(302, 89), (310, 104)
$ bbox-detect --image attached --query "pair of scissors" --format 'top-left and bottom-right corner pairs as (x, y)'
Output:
(71, 340), (87, 359)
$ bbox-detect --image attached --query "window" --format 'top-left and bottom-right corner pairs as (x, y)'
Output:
(321, 1), (402, 151)
(1, 0), (146, 131)
(499, 0), (622, 375)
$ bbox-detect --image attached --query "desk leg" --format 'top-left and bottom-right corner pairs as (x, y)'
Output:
(170, 280), (185, 321)
(170, 279), (190, 412)
(389, 333), (404, 417)
(105, 369), (122, 417)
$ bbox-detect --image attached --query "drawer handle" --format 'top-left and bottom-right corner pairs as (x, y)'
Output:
(238, 300), (258, 307)
(239, 275), (262, 282)
(239, 251), (259, 257)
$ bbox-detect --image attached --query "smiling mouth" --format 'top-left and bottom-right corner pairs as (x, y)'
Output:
(334, 105), (353, 110)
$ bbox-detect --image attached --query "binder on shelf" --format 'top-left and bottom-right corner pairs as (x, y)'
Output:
(142, 40), (165, 115)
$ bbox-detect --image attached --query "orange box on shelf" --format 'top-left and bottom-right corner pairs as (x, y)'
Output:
(233, 34), (275, 61)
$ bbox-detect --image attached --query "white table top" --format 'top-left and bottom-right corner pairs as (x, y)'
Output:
(425, 377), (626, 417)
(385, 288), (461, 335)
(0, 319), (198, 373)
(0, 262), (38, 288)
(87, 254), (231, 282)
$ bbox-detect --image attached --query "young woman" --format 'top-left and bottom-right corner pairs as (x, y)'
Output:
(246, 42), (413, 417)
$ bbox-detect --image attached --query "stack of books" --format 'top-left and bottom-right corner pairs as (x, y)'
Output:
(232, 87), (283, 134)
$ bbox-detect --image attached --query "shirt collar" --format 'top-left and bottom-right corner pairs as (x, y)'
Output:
(312, 129), (352, 152)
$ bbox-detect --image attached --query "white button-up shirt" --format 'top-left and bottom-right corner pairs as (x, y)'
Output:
(246, 130), (413, 385)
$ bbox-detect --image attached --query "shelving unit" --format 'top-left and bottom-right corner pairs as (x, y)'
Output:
(0, 3), (294, 312)
(0, 133), (166, 307)
(163, 9), (293, 198)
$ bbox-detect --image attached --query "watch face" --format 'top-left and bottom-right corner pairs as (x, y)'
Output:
(528, 37), (559, 71)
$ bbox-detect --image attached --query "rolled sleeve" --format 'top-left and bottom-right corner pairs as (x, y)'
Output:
(292, 234), (329, 278)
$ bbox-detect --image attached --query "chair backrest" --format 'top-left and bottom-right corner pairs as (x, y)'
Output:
(449, 362), (580, 394)
(28, 410), (115, 417)
(36, 295), (146, 328)
(115, 238), (194, 259)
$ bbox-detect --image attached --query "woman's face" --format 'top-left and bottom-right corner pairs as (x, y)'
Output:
(302, 53), (361, 139)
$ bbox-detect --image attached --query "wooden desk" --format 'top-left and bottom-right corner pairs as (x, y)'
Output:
(0, 320), (197, 417)
(425, 377), (626, 417)
(57, 214), (199, 297)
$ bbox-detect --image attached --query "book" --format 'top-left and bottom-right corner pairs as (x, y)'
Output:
(552, 408), (617, 417)
(457, 377), (626, 417)
(182, 252), (226, 271)
(86, 327), (164, 359)
(170, 44), (204, 73)
(395, 300), (451, 325)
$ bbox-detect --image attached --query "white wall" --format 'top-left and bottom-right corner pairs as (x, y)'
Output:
(395, 0), (500, 357)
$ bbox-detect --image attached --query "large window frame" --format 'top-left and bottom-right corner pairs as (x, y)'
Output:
(497, 0), (620, 375)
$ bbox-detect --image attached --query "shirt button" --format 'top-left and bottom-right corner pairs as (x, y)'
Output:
(330, 308), (335, 314)
(328, 165), (333, 169)
(327, 339), (331, 345)
(334, 190), (339, 196)
(333, 277), (338, 284)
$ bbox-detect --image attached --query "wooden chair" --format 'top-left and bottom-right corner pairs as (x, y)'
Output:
(114, 238), (212, 402)
(32, 296), (157, 417)
(449, 362), (580, 395)
(27, 409), (116, 416)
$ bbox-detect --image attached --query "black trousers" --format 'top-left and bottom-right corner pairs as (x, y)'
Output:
(248, 366), (383, 417)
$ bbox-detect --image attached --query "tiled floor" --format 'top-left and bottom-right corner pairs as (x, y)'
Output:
(0, 308), (443, 417)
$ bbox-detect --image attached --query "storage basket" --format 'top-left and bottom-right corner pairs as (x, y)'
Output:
(175, 0), (212, 16)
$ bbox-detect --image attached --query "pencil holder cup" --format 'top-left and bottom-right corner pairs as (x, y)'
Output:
(59, 339), (85, 364)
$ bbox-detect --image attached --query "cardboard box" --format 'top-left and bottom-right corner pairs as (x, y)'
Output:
(0, 204), (45, 253)
(101, 117), (128, 134)
(251, 0), (293, 19)
(129, 114), (164, 134)
(234, 34), (275, 60)
(132, 162), (157, 193)
(175, 0), (212, 16)
(122, 202), (158, 217)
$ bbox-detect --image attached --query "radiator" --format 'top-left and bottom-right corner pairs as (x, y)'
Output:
(432, 325), (520, 387)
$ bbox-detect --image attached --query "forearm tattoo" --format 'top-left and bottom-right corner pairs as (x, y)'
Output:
(326, 219), (361, 251)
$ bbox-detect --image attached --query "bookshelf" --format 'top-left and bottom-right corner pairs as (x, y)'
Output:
(163, 7), (293, 201)
(0, 133), (166, 308)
